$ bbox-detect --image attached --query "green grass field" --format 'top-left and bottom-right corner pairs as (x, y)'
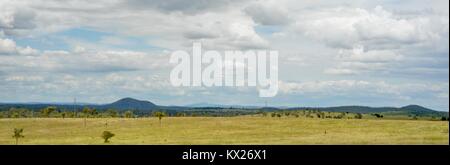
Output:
(0, 117), (448, 145)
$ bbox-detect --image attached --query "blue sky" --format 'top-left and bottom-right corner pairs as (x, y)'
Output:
(13, 27), (163, 52)
(0, 0), (449, 111)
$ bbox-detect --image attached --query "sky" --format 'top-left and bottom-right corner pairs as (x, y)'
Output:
(0, 0), (448, 111)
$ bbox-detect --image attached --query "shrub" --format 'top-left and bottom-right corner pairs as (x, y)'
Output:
(41, 106), (57, 117)
(102, 131), (115, 143)
(355, 113), (363, 119)
(176, 112), (187, 117)
(124, 111), (134, 118)
(372, 114), (383, 118)
(106, 109), (118, 117)
(261, 112), (268, 117)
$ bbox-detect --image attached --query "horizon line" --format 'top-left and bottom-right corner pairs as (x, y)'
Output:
(1, 98), (448, 112)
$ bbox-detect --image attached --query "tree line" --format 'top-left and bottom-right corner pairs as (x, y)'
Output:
(0, 106), (258, 118)
(1, 106), (448, 121)
(0, 107), (162, 118)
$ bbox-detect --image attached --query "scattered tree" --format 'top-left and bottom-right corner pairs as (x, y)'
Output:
(355, 113), (363, 119)
(176, 112), (187, 117)
(41, 106), (57, 117)
(372, 113), (383, 118)
(82, 107), (92, 127)
(261, 112), (268, 117)
(153, 111), (166, 127)
(61, 112), (66, 119)
(106, 109), (118, 118)
(12, 128), (24, 145)
(101, 131), (115, 143)
(124, 111), (134, 118)
(90, 109), (98, 117)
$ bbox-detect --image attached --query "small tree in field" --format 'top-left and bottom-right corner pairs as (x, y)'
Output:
(41, 106), (57, 117)
(102, 131), (115, 143)
(153, 111), (166, 127)
(82, 107), (92, 127)
(12, 128), (24, 145)
(355, 113), (363, 119)
(261, 112), (268, 117)
(106, 109), (118, 118)
(271, 113), (276, 117)
(124, 110), (134, 118)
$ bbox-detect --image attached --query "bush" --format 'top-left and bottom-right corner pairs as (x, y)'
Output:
(372, 114), (383, 118)
(124, 111), (134, 118)
(102, 131), (115, 143)
(106, 109), (118, 117)
(355, 113), (363, 119)
(41, 106), (57, 117)
(261, 112), (267, 117)
(176, 112), (187, 117)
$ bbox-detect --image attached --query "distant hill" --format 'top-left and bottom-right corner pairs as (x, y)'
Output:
(401, 105), (434, 112)
(101, 98), (157, 111)
(0, 98), (447, 117)
(289, 105), (448, 117)
(319, 106), (398, 113)
(0, 97), (159, 112)
(185, 102), (263, 109)
(185, 103), (224, 108)
(396, 105), (448, 117)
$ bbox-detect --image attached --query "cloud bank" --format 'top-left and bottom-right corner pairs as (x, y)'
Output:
(0, 0), (448, 111)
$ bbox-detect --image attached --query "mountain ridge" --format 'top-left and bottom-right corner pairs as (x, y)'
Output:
(1, 98), (448, 117)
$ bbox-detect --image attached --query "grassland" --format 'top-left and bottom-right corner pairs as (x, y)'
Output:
(0, 117), (448, 145)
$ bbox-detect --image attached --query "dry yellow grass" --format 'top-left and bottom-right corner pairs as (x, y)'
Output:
(0, 117), (448, 145)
